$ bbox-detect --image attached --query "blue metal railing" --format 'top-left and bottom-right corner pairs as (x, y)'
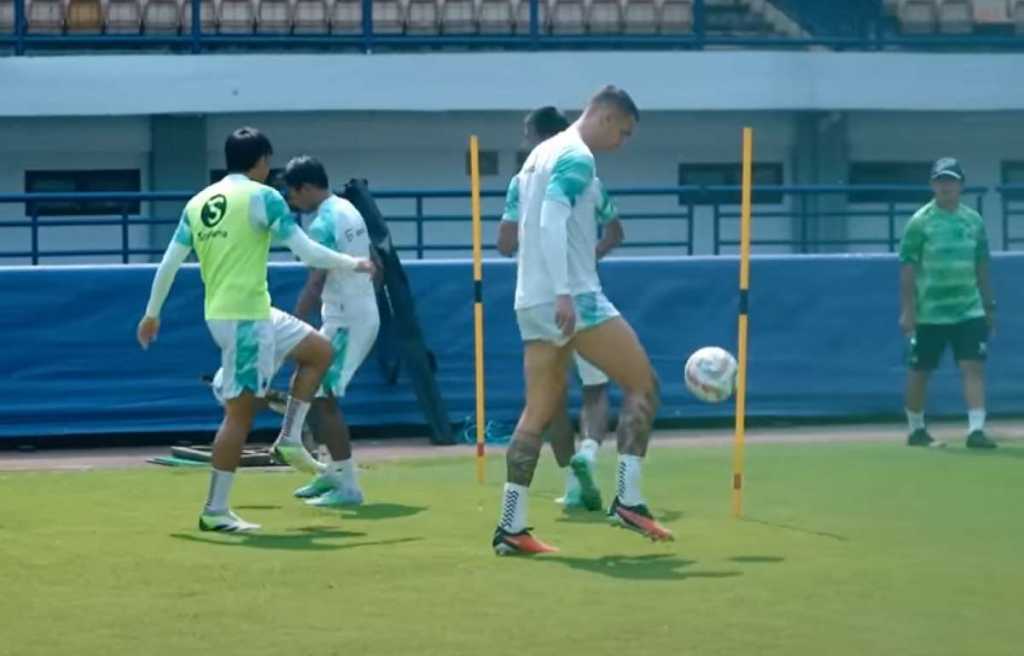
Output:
(0, 187), (694, 263)
(1, 184), (1012, 265)
(4, 0), (1024, 55)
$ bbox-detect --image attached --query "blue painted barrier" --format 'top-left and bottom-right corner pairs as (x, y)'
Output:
(1, 254), (1021, 440)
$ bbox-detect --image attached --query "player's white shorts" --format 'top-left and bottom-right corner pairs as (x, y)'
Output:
(516, 291), (620, 347)
(314, 315), (380, 398)
(574, 352), (609, 387)
(208, 308), (314, 402)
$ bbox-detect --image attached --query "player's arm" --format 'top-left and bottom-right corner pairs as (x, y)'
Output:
(496, 176), (520, 257)
(596, 220), (624, 260)
(898, 216), (923, 335)
(975, 219), (995, 329)
(137, 212), (193, 349)
(594, 180), (623, 259)
(542, 148), (595, 334)
(294, 269), (328, 323)
(259, 188), (372, 273)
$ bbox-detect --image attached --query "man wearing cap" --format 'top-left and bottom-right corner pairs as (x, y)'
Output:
(899, 157), (997, 449)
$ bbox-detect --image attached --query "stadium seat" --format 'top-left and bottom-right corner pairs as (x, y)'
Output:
(622, 0), (656, 33)
(660, 0), (693, 33)
(330, 0), (361, 32)
(406, 0), (440, 33)
(898, 0), (937, 34)
(587, 0), (622, 34)
(972, 0), (1010, 25)
(66, 0), (103, 32)
(0, 0), (14, 33)
(937, 0), (972, 33)
(514, 0), (547, 33)
(441, 0), (476, 33)
(372, 0), (403, 33)
(180, 0), (217, 33)
(256, 0), (292, 32)
(477, 0), (512, 32)
(292, 0), (327, 32)
(219, 0), (255, 32)
(549, 0), (584, 33)
(143, 0), (179, 32)
(106, 0), (144, 31)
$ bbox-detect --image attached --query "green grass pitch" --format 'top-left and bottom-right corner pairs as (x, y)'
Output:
(1, 440), (1022, 656)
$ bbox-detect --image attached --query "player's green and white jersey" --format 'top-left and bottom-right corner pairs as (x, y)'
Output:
(899, 200), (989, 325)
(501, 175), (617, 226)
(306, 195), (377, 325)
(173, 174), (297, 321)
(511, 128), (615, 309)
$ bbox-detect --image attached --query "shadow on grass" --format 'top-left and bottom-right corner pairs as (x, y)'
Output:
(338, 503), (429, 520)
(544, 554), (741, 582)
(933, 445), (1024, 461)
(742, 518), (848, 542)
(729, 555), (785, 564)
(171, 527), (423, 552)
(555, 508), (685, 526)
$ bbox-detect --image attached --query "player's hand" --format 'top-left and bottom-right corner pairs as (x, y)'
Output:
(986, 311), (997, 337)
(354, 258), (376, 277)
(898, 310), (916, 336)
(554, 294), (576, 337)
(137, 316), (160, 350)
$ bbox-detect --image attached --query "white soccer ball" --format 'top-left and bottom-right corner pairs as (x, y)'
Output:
(684, 346), (738, 403)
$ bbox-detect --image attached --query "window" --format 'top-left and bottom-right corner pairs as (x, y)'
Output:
(678, 163), (784, 205)
(1002, 161), (1024, 184)
(1002, 161), (1024, 199)
(24, 169), (141, 217)
(465, 150), (499, 177)
(847, 162), (932, 203)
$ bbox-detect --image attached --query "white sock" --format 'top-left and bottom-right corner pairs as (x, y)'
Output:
(906, 409), (925, 432)
(327, 458), (358, 488)
(498, 483), (529, 533)
(579, 438), (600, 461)
(204, 468), (235, 514)
(968, 408), (986, 433)
(616, 454), (644, 506)
(279, 397), (311, 443)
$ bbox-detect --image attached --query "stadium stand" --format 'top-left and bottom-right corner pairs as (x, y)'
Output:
(3, 2), (1024, 51)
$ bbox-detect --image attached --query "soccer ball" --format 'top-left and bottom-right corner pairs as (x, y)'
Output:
(684, 347), (738, 403)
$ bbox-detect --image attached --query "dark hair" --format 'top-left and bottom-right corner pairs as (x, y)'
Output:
(589, 85), (640, 122)
(225, 127), (273, 173)
(525, 106), (570, 140)
(283, 155), (329, 191)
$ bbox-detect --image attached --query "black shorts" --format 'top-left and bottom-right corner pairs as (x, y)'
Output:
(908, 318), (989, 371)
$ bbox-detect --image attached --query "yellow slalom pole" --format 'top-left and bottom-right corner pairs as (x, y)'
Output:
(732, 127), (753, 518)
(470, 135), (486, 484)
